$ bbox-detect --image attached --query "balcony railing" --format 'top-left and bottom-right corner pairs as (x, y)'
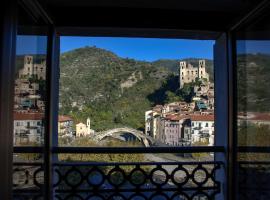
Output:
(237, 146), (270, 200)
(13, 146), (225, 200)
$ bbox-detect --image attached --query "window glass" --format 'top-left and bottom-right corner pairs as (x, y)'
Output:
(13, 5), (48, 199)
(58, 37), (215, 160)
(236, 11), (270, 200)
(14, 35), (47, 147)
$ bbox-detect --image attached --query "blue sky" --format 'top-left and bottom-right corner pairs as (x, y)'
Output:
(60, 36), (215, 61)
(16, 36), (213, 61)
(237, 40), (270, 55)
(16, 35), (47, 55)
(16, 36), (270, 61)
(16, 36), (215, 61)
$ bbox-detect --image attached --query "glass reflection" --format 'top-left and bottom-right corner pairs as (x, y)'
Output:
(14, 35), (47, 146)
(236, 12), (270, 200)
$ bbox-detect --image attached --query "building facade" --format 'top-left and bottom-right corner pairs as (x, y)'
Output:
(13, 111), (44, 145)
(179, 60), (209, 88)
(58, 115), (74, 136)
(19, 55), (46, 80)
(75, 117), (95, 137)
(191, 115), (215, 145)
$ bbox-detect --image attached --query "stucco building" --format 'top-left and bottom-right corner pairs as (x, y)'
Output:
(58, 115), (74, 136)
(191, 114), (215, 145)
(75, 117), (95, 137)
(13, 111), (44, 145)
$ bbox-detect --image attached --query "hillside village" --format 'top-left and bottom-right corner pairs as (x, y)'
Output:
(13, 53), (270, 147)
(13, 56), (46, 145)
(145, 60), (215, 146)
(13, 54), (215, 146)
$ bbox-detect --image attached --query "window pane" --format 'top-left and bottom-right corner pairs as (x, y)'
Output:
(236, 11), (270, 200)
(14, 35), (47, 147)
(58, 37), (215, 157)
(13, 5), (48, 200)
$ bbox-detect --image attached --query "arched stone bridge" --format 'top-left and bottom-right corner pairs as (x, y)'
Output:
(92, 127), (154, 147)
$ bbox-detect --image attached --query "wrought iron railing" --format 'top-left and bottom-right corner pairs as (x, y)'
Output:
(54, 161), (222, 200)
(13, 162), (44, 200)
(13, 146), (225, 200)
(237, 146), (270, 200)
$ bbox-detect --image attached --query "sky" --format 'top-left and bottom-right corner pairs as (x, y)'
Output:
(60, 36), (215, 61)
(237, 40), (270, 55)
(16, 35), (47, 55)
(16, 35), (214, 61)
(16, 36), (270, 61)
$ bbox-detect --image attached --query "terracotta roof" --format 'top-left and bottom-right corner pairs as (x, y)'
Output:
(165, 114), (189, 121)
(190, 114), (215, 121)
(14, 112), (44, 120)
(58, 115), (73, 122)
(238, 112), (270, 121)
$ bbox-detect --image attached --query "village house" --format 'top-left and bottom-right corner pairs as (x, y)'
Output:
(193, 82), (215, 109)
(154, 114), (191, 146)
(190, 114), (215, 146)
(145, 110), (162, 139)
(13, 111), (44, 145)
(14, 74), (45, 111)
(238, 112), (270, 126)
(58, 115), (74, 136)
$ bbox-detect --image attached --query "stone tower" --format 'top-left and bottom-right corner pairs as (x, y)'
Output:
(23, 55), (34, 76)
(87, 117), (91, 134)
(179, 61), (187, 88)
(179, 60), (209, 89)
(198, 60), (206, 79)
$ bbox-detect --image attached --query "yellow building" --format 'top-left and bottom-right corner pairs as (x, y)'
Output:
(75, 118), (94, 137)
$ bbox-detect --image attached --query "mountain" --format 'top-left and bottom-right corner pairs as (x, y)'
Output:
(59, 47), (172, 131)
(237, 53), (270, 112)
(59, 46), (214, 131)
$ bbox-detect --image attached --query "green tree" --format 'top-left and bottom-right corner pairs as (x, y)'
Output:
(164, 91), (182, 103)
(179, 83), (194, 102)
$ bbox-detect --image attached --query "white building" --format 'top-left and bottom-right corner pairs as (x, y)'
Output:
(13, 111), (44, 145)
(58, 115), (74, 136)
(144, 110), (161, 139)
(145, 110), (153, 135)
(190, 114), (215, 146)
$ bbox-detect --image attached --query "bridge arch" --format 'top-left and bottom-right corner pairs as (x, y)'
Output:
(92, 127), (154, 147)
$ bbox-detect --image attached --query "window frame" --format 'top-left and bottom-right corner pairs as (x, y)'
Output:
(3, 2), (269, 200)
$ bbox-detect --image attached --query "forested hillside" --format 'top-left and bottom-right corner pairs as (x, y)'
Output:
(237, 53), (270, 112)
(59, 46), (213, 131)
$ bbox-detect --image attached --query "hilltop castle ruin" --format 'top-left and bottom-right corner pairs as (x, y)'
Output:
(179, 60), (209, 88)
(19, 55), (46, 80)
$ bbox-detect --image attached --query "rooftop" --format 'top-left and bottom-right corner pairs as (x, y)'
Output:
(14, 112), (44, 121)
(58, 115), (73, 122)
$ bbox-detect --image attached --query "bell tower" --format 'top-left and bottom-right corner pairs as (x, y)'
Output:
(87, 117), (91, 134)
(24, 55), (33, 76)
(179, 61), (187, 88)
(198, 60), (206, 79)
